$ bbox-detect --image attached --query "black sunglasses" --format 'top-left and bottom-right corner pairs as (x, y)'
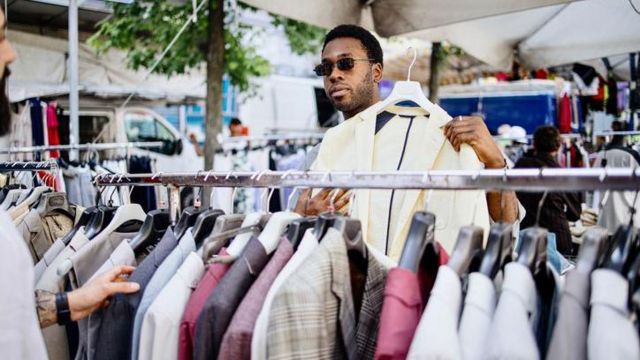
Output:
(313, 58), (375, 77)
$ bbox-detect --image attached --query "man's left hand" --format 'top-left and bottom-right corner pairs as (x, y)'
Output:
(443, 116), (505, 169)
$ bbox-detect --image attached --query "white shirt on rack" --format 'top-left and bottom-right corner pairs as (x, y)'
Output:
(0, 209), (48, 359)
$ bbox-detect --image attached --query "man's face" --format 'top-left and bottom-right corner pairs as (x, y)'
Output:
(321, 37), (382, 116)
(0, 11), (16, 79)
(230, 124), (243, 137)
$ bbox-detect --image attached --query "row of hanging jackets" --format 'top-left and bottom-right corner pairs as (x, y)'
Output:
(8, 171), (638, 360)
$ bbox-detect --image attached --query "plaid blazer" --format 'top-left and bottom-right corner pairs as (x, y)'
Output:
(266, 227), (387, 360)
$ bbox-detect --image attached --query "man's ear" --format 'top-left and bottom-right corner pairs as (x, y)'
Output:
(372, 63), (383, 83)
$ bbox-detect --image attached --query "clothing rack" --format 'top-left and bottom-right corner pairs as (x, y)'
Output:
(0, 141), (165, 154)
(94, 168), (640, 192)
(0, 160), (58, 172)
(592, 130), (640, 144)
(221, 134), (325, 144)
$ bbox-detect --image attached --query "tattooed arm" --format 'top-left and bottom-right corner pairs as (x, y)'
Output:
(35, 290), (58, 328)
(34, 265), (140, 329)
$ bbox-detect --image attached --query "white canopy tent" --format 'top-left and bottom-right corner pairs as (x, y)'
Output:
(239, 0), (574, 37)
(409, 0), (640, 75)
(7, 30), (207, 103)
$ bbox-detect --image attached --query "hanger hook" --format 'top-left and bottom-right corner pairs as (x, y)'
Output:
(329, 188), (340, 213)
(406, 46), (418, 82)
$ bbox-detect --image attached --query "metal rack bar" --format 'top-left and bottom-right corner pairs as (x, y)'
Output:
(94, 168), (640, 192)
(0, 160), (58, 172)
(0, 142), (164, 154)
(221, 134), (325, 143)
(593, 130), (640, 136)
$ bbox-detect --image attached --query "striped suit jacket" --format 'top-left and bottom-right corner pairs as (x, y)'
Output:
(266, 227), (387, 360)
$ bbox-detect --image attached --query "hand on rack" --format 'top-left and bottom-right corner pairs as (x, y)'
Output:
(294, 188), (350, 216)
(67, 265), (140, 322)
(443, 116), (505, 169)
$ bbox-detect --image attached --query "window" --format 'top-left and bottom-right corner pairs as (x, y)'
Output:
(124, 111), (179, 155)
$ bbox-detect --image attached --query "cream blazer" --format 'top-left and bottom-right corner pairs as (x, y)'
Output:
(311, 103), (490, 258)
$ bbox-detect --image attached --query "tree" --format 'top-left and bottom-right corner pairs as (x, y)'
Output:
(89, 0), (324, 205)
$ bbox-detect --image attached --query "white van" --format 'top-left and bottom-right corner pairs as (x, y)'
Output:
(56, 102), (202, 173)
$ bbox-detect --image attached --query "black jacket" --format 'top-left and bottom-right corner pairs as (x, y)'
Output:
(514, 151), (582, 255)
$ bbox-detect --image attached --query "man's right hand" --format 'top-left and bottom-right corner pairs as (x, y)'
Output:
(294, 188), (350, 216)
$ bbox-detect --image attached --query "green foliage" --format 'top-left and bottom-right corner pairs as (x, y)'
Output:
(89, 0), (270, 92)
(271, 15), (325, 55)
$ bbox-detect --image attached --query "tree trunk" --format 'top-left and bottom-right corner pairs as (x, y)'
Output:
(428, 42), (442, 103)
(202, 0), (224, 207)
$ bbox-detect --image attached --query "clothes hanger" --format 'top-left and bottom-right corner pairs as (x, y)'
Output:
(226, 211), (268, 257)
(1, 188), (26, 210)
(478, 222), (513, 279)
(282, 187), (316, 249)
(173, 206), (205, 239)
(58, 203), (147, 276)
(19, 186), (51, 208)
(191, 208), (225, 247)
(255, 177), (301, 255)
(399, 190), (438, 273)
(447, 191), (485, 276)
(129, 209), (171, 254)
(60, 206), (99, 246)
(204, 220), (264, 261)
(0, 183), (26, 203)
(83, 206), (117, 239)
(575, 227), (609, 274)
(604, 190), (640, 274)
(35, 191), (74, 219)
(369, 47), (434, 116)
(517, 190), (550, 275)
(287, 217), (317, 250)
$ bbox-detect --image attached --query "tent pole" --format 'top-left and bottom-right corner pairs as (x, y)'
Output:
(68, 0), (80, 161)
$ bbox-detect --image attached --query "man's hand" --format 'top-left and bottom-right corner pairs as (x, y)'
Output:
(294, 188), (350, 216)
(443, 116), (505, 169)
(67, 265), (140, 321)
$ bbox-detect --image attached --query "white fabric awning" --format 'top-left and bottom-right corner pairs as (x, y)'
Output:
(410, 0), (640, 73)
(8, 30), (206, 103)
(239, 0), (574, 37)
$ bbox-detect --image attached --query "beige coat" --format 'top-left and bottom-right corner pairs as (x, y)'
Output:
(311, 103), (490, 258)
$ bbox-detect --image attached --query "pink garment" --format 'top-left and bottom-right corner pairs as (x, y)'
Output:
(218, 238), (294, 360)
(374, 243), (449, 360)
(46, 104), (60, 158)
(558, 95), (572, 134)
(179, 248), (231, 360)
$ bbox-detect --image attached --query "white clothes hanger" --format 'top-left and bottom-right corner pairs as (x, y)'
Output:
(1, 189), (25, 210)
(257, 210), (300, 255)
(57, 203), (147, 276)
(370, 47), (435, 115)
(226, 211), (266, 258)
(18, 186), (50, 208)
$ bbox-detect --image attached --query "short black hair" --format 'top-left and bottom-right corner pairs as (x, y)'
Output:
(229, 118), (242, 126)
(322, 24), (383, 68)
(611, 120), (623, 131)
(533, 126), (561, 153)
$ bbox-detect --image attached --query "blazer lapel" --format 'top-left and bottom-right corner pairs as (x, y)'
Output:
(354, 107), (376, 243)
(392, 106), (451, 246)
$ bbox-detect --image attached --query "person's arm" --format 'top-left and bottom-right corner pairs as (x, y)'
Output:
(443, 116), (518, 223)
(35, 265), (140, 329)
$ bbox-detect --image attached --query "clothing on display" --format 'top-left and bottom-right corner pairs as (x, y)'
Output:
(3, 157), (640, 360)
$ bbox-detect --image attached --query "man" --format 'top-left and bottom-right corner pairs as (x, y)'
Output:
(229, 117), (244, 137)
(514, 126), (582, 256)
(0, 9), (140, 358)
(295, 25), (519, 256)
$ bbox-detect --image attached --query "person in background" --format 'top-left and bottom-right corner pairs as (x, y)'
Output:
(229, 117), (244, 137)
(606, 120), (625, 148)
(189, 117), (245, 157)
(0, 9), (140, 358)
(514, 126), (582, 256)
